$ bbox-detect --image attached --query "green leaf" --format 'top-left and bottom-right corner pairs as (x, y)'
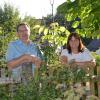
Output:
(59, 26), (66, 32)
(39, 26), (44, 34)
(65, 13), (73, 21)
(33, 25), (40, 29)
(72, 21), (80, 28)
(65, 29), (70, 36)
(44, 28), (48, 35)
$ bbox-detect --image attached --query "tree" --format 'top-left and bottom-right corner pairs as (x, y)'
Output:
(0, 3), (21, 68)
(57, 0), (100, 38)
(0, 3), (21, 34)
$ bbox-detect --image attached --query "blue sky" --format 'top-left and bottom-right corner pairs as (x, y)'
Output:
(0, 0), (66, 18)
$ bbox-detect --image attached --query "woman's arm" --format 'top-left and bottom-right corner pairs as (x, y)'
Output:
(75, 60), (96, 68)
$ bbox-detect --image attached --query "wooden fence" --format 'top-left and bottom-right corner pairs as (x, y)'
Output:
(88, 66), (100, 98)
(0, 66), (100, 99)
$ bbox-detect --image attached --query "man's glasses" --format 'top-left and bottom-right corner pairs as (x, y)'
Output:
(18, 29), (28, 33)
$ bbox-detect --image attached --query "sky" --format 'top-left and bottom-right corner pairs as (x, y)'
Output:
(0, 0), (66, 18)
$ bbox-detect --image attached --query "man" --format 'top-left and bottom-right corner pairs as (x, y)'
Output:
(6, 22), (42, 82)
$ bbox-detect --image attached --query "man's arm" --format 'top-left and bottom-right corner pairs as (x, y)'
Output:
(7, 54), (42, 70)
(7, 54), (36, 70)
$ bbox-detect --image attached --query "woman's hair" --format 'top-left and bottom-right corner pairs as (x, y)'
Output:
(66, 32), (85, 53)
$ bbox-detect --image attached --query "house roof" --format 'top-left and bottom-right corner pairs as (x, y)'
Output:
(87, 39), (100, 51)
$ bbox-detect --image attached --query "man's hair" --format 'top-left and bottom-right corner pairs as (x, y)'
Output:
(67, 32), (85, 53)
(16, 22), (30, 32)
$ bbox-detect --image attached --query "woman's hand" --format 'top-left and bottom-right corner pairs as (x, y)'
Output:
(59, 56), (68, 64)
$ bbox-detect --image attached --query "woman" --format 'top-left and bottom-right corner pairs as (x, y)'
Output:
(60, 32), (96, 68)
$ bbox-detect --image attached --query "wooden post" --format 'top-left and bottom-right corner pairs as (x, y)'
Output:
(97, 66), (100, 98)
(21, 62), (33, 84)
(89, 67), (95, 95)
(1, 68), (6, 79)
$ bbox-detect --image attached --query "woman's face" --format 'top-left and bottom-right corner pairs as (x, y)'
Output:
(69, 36), (79, 49)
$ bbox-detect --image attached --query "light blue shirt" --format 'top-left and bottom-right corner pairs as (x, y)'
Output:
(6, 39), (41, 81)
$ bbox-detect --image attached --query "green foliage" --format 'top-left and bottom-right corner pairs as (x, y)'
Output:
(33, 22), (70, 47)
(94, 54), (100, 66)
(0, 3), (21, 69)
(1, 59), (99, 100)
(0, 3), (20, 33)
(57, 0), (100, 38)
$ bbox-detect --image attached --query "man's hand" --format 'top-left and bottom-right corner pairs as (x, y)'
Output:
(23, 54), (32, 62)
(34, 57), (42, 68)
(22, 54), (42, 68)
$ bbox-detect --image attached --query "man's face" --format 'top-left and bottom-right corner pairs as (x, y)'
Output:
(17, 25), (30, 42)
